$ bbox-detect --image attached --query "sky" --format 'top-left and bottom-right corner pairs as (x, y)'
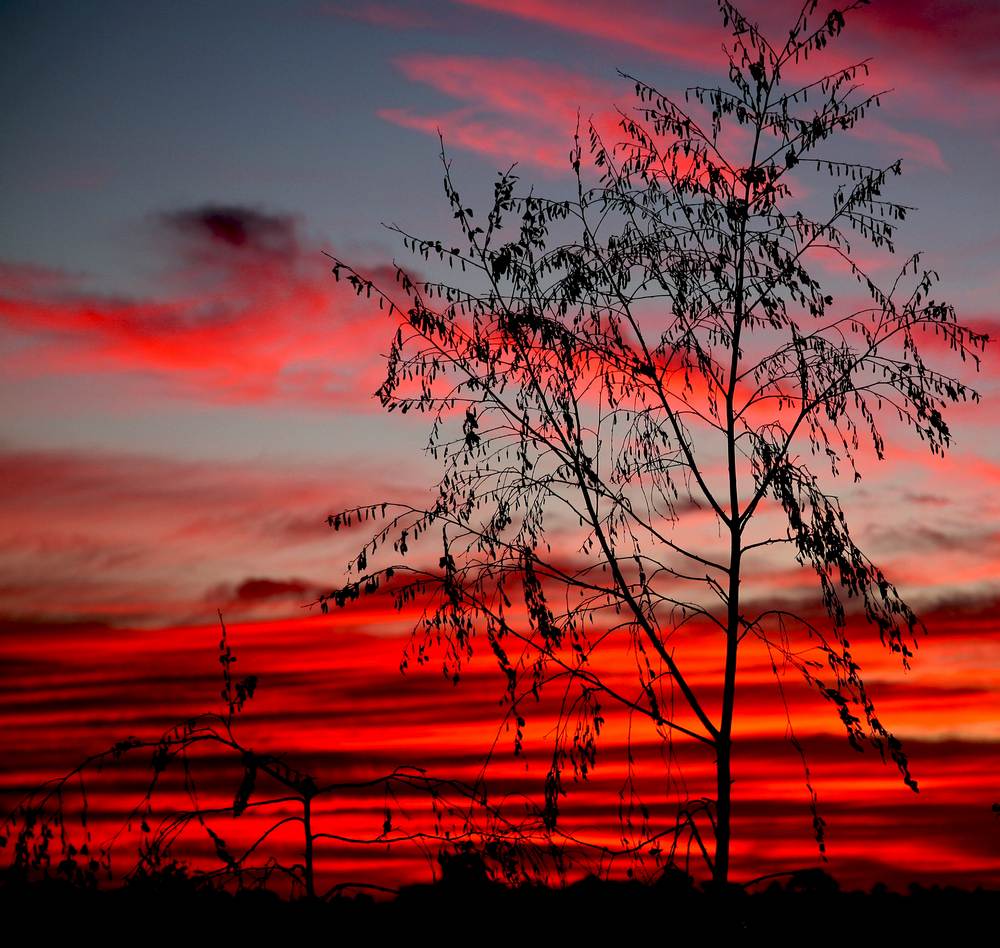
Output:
(0, 0), (998, 891)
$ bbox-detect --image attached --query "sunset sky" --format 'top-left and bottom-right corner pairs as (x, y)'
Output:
(1, 0), (997, 891)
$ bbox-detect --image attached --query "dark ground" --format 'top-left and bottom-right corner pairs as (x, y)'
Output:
(2, 865), (996, 941)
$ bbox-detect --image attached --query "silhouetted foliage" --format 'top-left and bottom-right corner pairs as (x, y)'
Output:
(320, 0), (987, 887)
(0, 615), (550, 898)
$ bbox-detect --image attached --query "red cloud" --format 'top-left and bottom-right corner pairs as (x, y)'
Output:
(0, 448), (434, 626)
(0, 206), (399, 407)
(424, 0), (991, 187)
(233, 577), (315, 601)
(1, 606), (996, 890)
(453, 0), (999, 127)
(380, 49), (951, 178)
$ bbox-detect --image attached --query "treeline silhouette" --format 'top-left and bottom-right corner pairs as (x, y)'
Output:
(1, 859), (996, 939)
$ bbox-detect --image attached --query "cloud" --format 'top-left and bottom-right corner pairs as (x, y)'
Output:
(162, 205), (301, 256)
(450, 0), (1000, 126)
(867, 523), (1000, 558)
(0, 448), (427, 626)
(847, 115), (948, 171)
(453, 0), (725, 70)
(378, 53), (739, 180)
(379, 47), (951, 178)
(379, 54), (623, 172)
(0, 205), (401, 407)
(861, 0), (1000, 83)
(203, 576), (327, 619)
(0, 261), (82, 297)
(429, 0), (996, 188)
(0, 609), (996, 890)
(233, 577), (315, 601)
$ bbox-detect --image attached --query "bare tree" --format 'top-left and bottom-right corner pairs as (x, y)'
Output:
(320, 0), (987, 887)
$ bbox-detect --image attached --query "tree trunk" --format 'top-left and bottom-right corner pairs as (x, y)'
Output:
(714, 734), (732, 886)
(303, 794), (316, 899)
(715, 539), (741, 887)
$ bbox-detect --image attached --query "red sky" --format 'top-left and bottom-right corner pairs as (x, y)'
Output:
(1, 0), (997, 891)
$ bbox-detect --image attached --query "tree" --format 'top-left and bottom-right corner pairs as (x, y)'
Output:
(320, 0), (988, 888)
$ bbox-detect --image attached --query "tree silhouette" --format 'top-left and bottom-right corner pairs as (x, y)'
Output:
(320, 0), (987, 887)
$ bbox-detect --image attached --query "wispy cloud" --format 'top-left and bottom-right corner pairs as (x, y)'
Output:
(380, 55), (622, 172)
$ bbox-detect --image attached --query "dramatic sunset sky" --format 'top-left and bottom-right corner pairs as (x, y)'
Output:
(1, 0), (997, 891)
